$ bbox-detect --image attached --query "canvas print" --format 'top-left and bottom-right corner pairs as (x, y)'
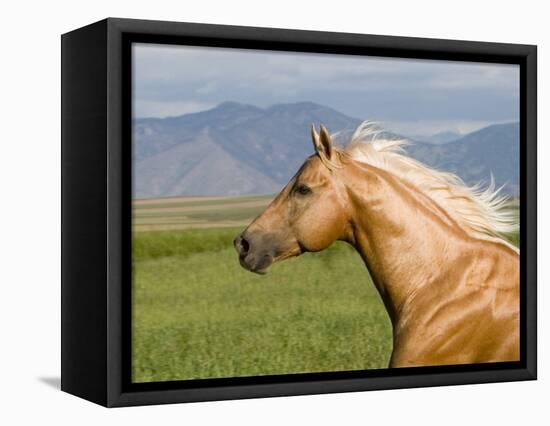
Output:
(131, 43), (520, 383)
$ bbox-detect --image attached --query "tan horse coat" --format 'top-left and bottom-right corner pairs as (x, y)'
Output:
(235, 123), (519, 367)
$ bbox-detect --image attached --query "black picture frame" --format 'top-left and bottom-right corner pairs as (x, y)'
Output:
(61, 17), (537, 407)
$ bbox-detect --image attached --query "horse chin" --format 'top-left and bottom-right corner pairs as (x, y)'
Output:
(239, 252), (274, 275)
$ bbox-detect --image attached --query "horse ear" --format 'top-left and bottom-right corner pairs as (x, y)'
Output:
(311, 124), (334, 161)
(311, 124), (321, 153)
(319, 124), (334, 159)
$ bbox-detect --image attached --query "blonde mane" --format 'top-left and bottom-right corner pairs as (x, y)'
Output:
(337, 122), (519, 250)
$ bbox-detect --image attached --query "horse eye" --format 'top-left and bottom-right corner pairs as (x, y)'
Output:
(295, 183), (312, 195)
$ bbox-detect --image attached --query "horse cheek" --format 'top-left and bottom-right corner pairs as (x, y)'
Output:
(295, 209), (344, 252)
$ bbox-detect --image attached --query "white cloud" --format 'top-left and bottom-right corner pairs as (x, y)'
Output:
(134, 100), (215, 118)
(132, 43), (520, 126)
(195, 81), (219, 95)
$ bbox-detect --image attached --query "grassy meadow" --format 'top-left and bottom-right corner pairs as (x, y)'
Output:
(132, 195), (519, 383)
(132, 195), (392, 383)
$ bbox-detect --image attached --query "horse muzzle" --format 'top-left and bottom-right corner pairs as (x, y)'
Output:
(233, 232), (275, 274)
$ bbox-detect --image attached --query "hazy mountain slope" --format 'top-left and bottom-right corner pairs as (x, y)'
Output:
(407, 122), (519, 195)
(133, 102), (519, 197)
(210, 102), (361, 183)
(134, 127), (280, 197)
(422, 130), (463, 144)
(133, 102), (360, 196)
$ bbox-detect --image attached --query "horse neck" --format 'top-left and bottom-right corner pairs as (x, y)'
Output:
(342, 162), (470, 323)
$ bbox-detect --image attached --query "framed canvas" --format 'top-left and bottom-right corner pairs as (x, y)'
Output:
(61, 18), (537, 407)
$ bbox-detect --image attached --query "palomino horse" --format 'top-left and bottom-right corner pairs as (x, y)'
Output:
(234, 122), (520, 368)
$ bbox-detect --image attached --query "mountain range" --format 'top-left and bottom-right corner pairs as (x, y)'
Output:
(133, 102), (519, 198)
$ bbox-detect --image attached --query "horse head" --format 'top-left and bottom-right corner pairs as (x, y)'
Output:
(233, 125), (352, 274)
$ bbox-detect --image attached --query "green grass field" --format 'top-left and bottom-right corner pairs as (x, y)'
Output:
(132, 195), (519, 383)
(132, 229), (392, 382)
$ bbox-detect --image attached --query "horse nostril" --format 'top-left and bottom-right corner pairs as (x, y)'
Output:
(240, 237), (250, 255)
(234, 235), (251, 256)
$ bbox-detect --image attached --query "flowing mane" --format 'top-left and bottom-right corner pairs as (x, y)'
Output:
(337, 122), (519, 249)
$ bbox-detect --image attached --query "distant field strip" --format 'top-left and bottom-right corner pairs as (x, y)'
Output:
(133, 194), (273, 231)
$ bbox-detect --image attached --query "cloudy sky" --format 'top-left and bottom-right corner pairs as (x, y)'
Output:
(133, 43), (519, 138)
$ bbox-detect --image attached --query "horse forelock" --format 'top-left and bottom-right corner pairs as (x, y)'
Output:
(333, 121), (519, 251)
